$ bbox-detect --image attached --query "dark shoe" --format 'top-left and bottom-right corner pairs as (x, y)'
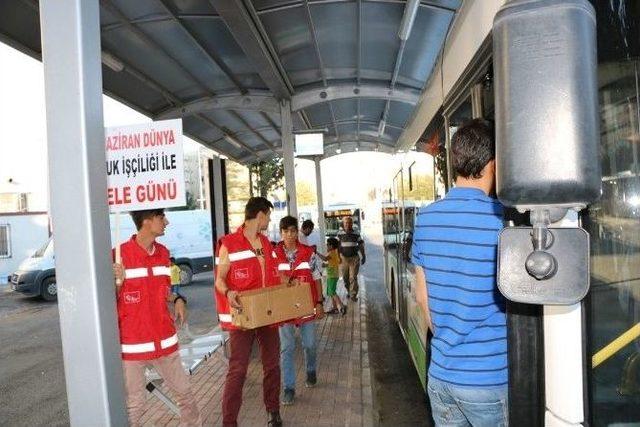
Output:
(350, 295), (358, 302)
(282, 388), (295, 406)
(326, 308), (339, 314)
(305, 371), (317, 388)
(267, 411), (282, 427)
(340, 306), (347, 316)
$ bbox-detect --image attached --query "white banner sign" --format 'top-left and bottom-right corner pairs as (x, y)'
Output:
(105, 119), (186, 212)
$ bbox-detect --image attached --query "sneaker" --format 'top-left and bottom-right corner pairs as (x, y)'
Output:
(282, 388), (295, 406)
(267, 410), (283, 427)
(339, 306), (347, 316)
(305, 371), (317, 388)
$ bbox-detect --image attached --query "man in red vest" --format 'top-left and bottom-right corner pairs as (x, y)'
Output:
(112, 209), (201, 426)
(274, 216), (325, 406)
(214, 197), (282, 427)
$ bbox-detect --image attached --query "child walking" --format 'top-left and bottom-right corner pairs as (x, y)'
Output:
(169, 257), (181, 296)
(325, 237), (346, 315)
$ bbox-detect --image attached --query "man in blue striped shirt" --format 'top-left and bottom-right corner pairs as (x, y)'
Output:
(412, 119), (508, 426)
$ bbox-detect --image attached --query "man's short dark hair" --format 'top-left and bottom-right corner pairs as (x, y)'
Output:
(451, 118), (495, 179)
(280, 215), (298, 231)
(301, 219), (314, 230)
(130, 209), (165, 231)
(327, 237), (339, 249)
(170, 257), (176, 263)
(244, 197), (274, 220)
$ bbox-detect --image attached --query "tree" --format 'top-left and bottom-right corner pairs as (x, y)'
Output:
(403, 173), (435, 201)
(296, 181), (316, 206)
(249, 158), (285, 197)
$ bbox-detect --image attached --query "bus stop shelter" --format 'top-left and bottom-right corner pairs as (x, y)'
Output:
(0, 0), (462, 424)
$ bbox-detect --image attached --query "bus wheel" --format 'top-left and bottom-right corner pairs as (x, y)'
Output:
(179, 264), (193, 285)
(41, 277), (57, 302)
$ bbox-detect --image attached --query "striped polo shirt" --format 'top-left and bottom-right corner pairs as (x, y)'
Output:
(411, 187), (507, 387)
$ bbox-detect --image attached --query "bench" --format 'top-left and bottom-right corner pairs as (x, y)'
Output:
(144, 325), (229, 414)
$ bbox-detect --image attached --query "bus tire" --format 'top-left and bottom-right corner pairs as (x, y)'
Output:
(178, 264), (193, 285)
(41, 276), (57, 302)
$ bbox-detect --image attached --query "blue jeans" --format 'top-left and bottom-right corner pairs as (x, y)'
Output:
(427, 376), (508, 427)
(279, 322), (317, 391)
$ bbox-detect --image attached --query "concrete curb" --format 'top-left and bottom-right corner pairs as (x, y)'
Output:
(360, 279), (374, 426)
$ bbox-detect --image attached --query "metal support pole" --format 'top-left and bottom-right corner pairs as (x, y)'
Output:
(211, 156), (227, 240)
(39, 0), (127, 425)
(314, 156), (327, 255)
(281, 100), (298, 218)
(543, 210), (585, 425)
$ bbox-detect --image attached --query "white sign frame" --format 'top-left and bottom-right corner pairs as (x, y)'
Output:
(105, 119), (186, 212)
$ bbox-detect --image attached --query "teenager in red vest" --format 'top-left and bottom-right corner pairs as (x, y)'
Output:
(214, 197), (282, 427)
(112, 209), (201, 426)
(274, 216), (325, 406)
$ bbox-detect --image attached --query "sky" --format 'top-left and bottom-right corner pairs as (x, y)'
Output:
(0, 41), (431, 212)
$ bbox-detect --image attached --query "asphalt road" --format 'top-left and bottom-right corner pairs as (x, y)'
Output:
(0, 227), (429, 427)
(361, 228), (432, 426)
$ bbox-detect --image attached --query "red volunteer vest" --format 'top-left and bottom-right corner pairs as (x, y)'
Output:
(214, 226), (280, 330)
(274, 242), (319, 326)
(115, 235), (178, 361)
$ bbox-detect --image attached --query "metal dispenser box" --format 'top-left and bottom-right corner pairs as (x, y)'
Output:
(494, 0), (601, 209)
(493, 0), (601, 305)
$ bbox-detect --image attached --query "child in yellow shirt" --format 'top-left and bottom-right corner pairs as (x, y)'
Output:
(169, 257), (181, 295)
(325, 238), (346, 315)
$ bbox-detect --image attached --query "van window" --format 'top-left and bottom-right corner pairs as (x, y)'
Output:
(0, 224), (10, 258)
(33, 237), (52, 258)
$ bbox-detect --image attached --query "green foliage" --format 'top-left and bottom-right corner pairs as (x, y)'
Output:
(404, 173), (435, 202)
(226, 161), (251, 202)
(249, 158), (285, 197)
(167, 190), (198, 211)
(296, 181), (316, 206)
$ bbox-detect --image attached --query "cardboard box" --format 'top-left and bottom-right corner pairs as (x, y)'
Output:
(231, 283), (315, 329)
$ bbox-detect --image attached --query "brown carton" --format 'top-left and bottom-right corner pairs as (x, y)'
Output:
(231, 283), (315, 329)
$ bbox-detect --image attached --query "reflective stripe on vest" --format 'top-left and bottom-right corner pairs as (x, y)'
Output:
(295, 262), (311, 270)
(229, 250), (256, 262)
(218, 313), (232, 322)
(215, 250), (258, 265)
(160, 333), (178, 349)
(121, 333), (178, 354)
(278, 263), (291, 271)
(341, 242), (358, 247)
(125, 267), (148, 279)
(152, 266), (171, 276)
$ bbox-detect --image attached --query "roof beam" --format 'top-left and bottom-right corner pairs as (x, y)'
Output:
(209, 0), (294, 99)
(325, 134), (396, 147)
(312, 119), (404, 132)
(255, 0), (457, 15)
(155, 91), (280, 119)
(291, 83), (420, 112)
(155, 0), (244, 89)
(101, 0), (271, 159)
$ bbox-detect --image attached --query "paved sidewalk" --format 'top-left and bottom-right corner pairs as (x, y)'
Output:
(141, 282), (373, 426)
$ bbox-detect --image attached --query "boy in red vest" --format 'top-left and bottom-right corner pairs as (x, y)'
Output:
(274, 215), (325, 406)
(214, 197), (282, 427)
(112, 209), (201, 426)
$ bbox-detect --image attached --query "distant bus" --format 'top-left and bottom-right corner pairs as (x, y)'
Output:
(323, 203), (363, 237)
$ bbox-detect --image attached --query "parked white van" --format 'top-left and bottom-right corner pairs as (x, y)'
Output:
(9, 209), (213, 301)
